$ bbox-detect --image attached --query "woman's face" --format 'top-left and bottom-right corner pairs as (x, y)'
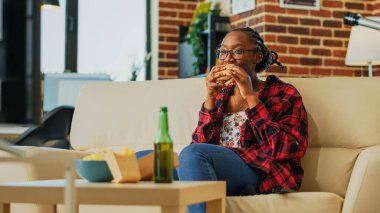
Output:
(218, 31), (263, 75)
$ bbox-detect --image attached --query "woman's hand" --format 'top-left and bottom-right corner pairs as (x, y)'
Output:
(205, 65), (225, 99)
(229, 65), (260, 107)
(204, 65), (225, 111)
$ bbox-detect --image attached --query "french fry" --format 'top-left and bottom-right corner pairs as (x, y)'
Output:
(122, 146), (135, 156)
(82, 153), (105, 161)
(82, 146), (136, 162)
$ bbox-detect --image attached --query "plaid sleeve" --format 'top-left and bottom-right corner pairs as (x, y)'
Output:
(191, 103), (220, 144)
(247, 90), (308, 161)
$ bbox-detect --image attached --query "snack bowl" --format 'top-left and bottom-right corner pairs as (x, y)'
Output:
(75, 159), (113, 182)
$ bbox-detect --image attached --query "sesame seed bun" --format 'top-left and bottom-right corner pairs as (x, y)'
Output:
(215, 64), (235, 86)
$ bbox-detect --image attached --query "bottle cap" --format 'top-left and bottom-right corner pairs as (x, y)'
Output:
(160, 106), (168, 112)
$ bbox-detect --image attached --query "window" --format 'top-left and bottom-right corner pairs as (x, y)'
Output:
(41, 1), (66, 73)
(78, 0), (146, 81)
(41, 0), (147, 81)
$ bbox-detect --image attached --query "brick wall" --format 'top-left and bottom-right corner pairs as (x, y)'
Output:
(158, 0), (198, 79)
(157, 0), (380, 79)
(230, 0), (380, 77)
(375, 1), (380, 15)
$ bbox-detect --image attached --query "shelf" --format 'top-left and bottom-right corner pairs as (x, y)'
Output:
(178, 14), (230, 78)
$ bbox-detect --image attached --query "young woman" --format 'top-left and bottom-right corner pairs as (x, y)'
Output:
(178, 27), (308, 212)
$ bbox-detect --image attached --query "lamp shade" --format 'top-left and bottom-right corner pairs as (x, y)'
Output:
(42, 0), (60, 7)
(345, 17), (380, 66)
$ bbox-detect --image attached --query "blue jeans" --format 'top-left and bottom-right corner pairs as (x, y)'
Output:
(178, 143), (263, 213)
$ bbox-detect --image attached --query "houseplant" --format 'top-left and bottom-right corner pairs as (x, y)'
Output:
(188, 2), (220, 75)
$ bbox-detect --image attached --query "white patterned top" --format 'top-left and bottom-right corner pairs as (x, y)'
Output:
(219, 111), (248, 148)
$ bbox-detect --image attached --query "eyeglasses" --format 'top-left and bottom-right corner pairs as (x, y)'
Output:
(215, 48), (260, 60)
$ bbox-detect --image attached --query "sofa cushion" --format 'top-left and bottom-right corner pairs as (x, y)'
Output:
(283, 77), (380, 149)
(300, 147), (361, 197)
(71, 78), (206, 151)
(57, 193), (343, 213)
(226, 192), (343, 213)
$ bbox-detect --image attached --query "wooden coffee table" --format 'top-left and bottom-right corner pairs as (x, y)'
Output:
(0, 179), (226, 213)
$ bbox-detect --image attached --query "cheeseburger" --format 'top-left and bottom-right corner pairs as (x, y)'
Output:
(215, 64), (235, 86)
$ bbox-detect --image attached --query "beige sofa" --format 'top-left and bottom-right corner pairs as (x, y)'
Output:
(1, 77), (380, 213)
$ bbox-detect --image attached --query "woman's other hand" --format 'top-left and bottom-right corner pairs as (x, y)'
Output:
(229, 65), (260, 108)
(204, 65), (224, 110)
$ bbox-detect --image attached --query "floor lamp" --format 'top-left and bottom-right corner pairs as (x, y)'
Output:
(345, 17), (380, 77)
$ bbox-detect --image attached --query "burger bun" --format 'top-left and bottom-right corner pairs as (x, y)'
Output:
(215, 64), (235, 86)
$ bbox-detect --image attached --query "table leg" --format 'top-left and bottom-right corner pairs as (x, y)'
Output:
(65, 163), (77, 213)
(206, 197), (225, 213)
(60, 204), (79, 213)
(161, 205), (187, 213)
(0, 203), (10, 213)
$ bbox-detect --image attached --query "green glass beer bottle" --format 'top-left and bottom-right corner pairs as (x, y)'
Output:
(154, 106), (174, 183)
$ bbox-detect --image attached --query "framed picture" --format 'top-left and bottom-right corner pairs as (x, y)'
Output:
(280, 0), (320, 11)
(231, 0), (255, 15)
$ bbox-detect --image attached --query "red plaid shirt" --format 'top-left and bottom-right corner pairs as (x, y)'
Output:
(192, 75), (308, 194)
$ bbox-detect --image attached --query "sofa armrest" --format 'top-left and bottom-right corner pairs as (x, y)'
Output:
(0, 146), (87, 182)
(342, 145), (380, 213)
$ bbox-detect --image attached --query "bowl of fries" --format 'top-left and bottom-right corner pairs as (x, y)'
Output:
(76, 151), (113, 182)
(76, 147), (140, 183)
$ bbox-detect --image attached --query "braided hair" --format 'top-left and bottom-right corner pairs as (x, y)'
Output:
(230, 27), (284, 73)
